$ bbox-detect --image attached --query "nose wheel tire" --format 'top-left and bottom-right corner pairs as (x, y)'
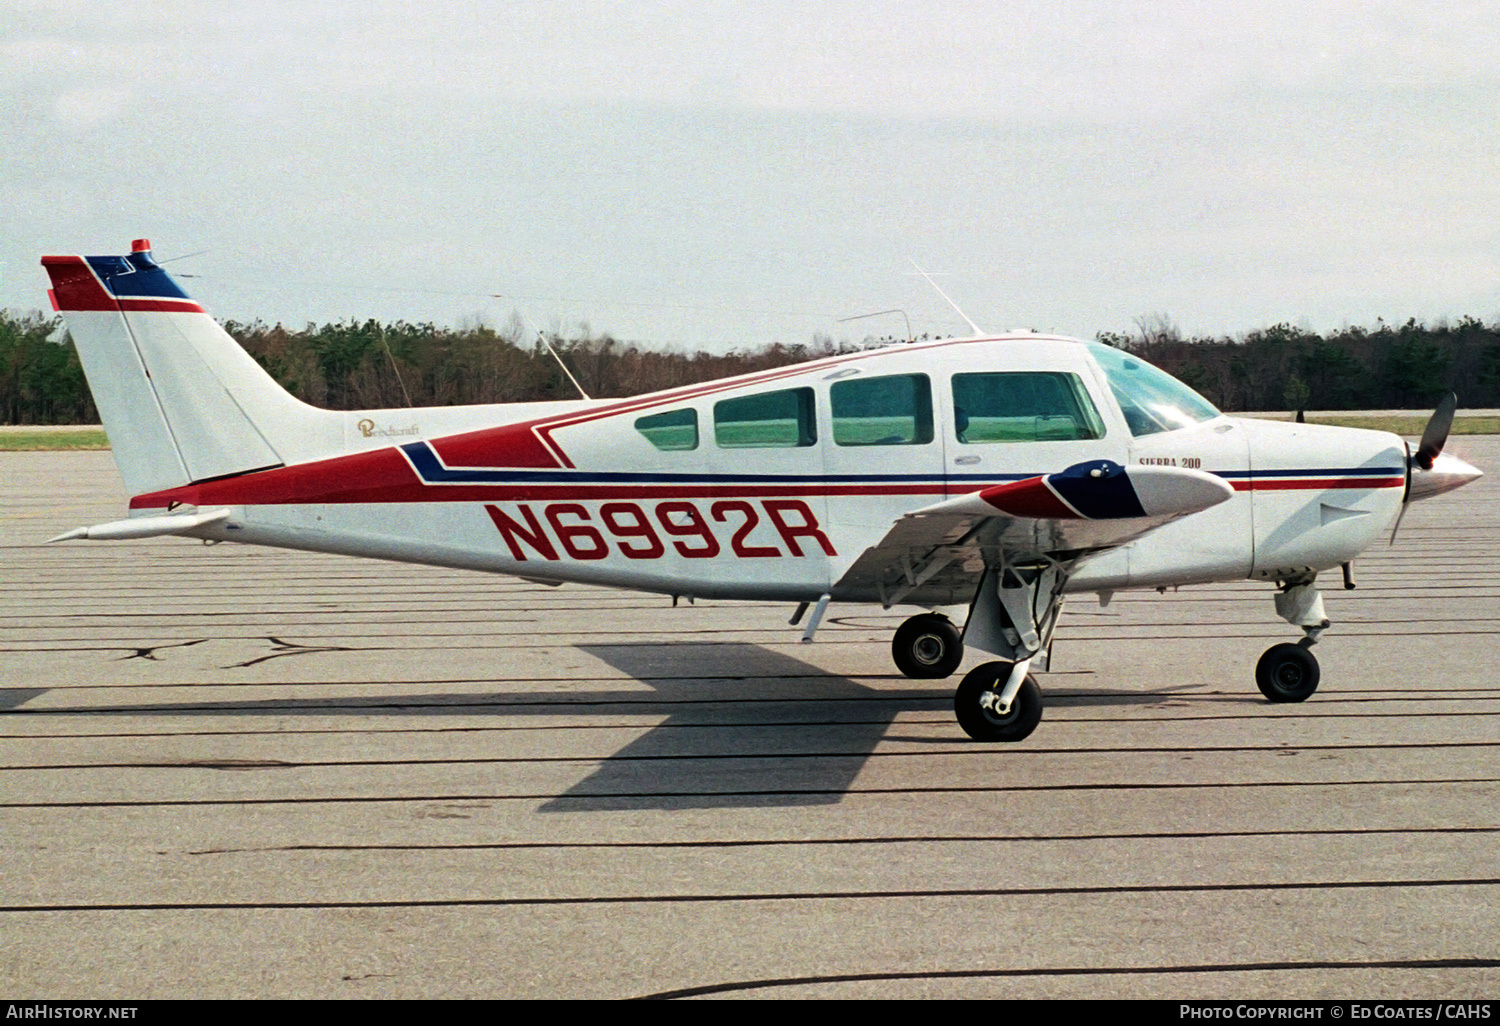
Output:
(954, 661), (1043, 742)
(892, 613), (964, 679)
(1255, 642), (1320, 702)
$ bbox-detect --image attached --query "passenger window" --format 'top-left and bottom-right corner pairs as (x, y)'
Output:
(831, 374), (933, 446)
(714, 387), (817, 448)
(952, 372), (1105, 443)
(635, 408), (698, 451)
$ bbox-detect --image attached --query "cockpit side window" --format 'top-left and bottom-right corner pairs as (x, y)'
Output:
(714, 387), (817, 448)
(1087, 343), (1220, 436)
(951, 372), (1105, 443)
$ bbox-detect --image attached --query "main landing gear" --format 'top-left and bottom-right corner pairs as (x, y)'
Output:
(954, 662), (1043, 742)
(1255, 574), (1329, 703)
(891, 558), (1072, 743)
(891, 612), (964, 679)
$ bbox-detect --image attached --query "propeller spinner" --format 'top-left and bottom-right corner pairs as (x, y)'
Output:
(1391, 392), (1482, 543)
(1413, 392), (1457, 471)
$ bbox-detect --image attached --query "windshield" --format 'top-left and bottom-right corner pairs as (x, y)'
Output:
(1087, 342), (1221, 436)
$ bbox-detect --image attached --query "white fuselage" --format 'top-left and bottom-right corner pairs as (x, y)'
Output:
(133, 335), (1408, 606)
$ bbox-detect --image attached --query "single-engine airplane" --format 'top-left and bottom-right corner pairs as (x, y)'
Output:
(42, 240), (1482, 742)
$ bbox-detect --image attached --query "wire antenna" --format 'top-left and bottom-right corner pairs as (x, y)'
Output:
(520, 313), (592, 400)
(909, 259), (982, 335)
(156, 249), (213, 265)
(837, 309), (913, 343)
(377, 323), (414, 408)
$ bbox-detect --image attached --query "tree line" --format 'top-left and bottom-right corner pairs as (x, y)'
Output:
(1103, 314), (1500, 414)
(2, 309), (1497, 425)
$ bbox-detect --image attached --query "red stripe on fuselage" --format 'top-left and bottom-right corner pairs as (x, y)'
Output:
(1231, 477), (1405, 491)
(428, 422), (565, 469)
(124, 444), (1406, 513)
(130, 476), (954, 509)
(129, 446), (423, 509)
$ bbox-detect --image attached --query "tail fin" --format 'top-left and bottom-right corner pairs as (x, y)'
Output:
(41, 240), (337, 495)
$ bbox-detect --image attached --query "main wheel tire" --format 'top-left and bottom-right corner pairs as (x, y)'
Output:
(954, 661), (1043, 742)
(891, 613), (964, 679)
(1255, 642), (1321, 702)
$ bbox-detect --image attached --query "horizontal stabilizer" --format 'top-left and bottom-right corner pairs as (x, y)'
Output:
(47, 508), (231, 543)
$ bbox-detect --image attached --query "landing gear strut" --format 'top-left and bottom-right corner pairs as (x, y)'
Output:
(950, 556), (1073, 742)
(891, 613), (963, 679)
(1256, 575), (1327, 703)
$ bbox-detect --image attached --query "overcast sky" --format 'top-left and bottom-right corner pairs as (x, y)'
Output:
(3, 1), (1497, 351)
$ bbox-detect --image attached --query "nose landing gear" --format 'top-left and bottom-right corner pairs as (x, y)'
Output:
(1255, 640), (1321, 702)
(1257, 575), (1328, 703)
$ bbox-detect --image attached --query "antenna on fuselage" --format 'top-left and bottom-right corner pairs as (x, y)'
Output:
(520, 313), (592, 401)
(909, 259), (983, 336)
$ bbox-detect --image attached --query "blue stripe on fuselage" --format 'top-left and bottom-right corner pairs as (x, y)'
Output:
(399, 440), (1020, 487)
(398, 442), (1403, 490)
(1216, 467), (1404, 479)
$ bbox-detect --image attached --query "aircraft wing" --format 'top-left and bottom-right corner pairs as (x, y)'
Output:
(833, 460), (1233, 607)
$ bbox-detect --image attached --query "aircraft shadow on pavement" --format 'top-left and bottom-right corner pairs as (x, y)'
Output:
(0, 689), (48, 711)
(539, 642), (937, 811)
(532, 648), (1251, 811)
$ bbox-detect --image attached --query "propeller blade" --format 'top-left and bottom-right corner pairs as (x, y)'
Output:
(1413, 392), (1457, 470)
(1387, 503), (1408, 545)
(1390, 439), (1412, 545)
